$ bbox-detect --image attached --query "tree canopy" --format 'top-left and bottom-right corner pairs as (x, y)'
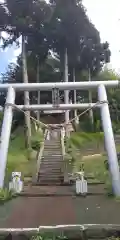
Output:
(48, 0), (110, 74)
(0, 0), (112, 127)
(0, 0), (110, 73)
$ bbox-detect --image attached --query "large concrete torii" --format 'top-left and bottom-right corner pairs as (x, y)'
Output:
(0, 80), (120, 196)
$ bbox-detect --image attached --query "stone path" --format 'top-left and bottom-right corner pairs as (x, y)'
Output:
(1, 185), (120, 228)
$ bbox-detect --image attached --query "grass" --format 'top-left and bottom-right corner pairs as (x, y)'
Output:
(0, 124), (43, 204)
(66, 131), (118, 196)
(72, 151), (113, 196)
(73, 154), (108, 183)
(5, 125), (43, 185)
(69, 131), (104, 149)
(30, 234), (120, 240)
(66, 132), (112, 185)
(0, 189), (17, 205)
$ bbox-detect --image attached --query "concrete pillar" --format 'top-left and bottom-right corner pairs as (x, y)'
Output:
(98, 84), (120, 196)
(0, 87), (15, 188)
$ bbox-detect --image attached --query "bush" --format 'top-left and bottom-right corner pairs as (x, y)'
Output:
(31, 140), (41, 151)
(69, 132), (104, 150)
(0, 188), (16, 204)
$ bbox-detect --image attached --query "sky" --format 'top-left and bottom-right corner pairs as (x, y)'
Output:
(83, 0), (120, 72)
(0, 0), (120, 75)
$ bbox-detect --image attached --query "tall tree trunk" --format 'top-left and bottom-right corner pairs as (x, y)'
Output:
(36, 57), (40, 121)
(22, 35), (31, 148)
(64, 48), (69, 136)
(88, 69), (94, 130)
(60, 50), (64, 80)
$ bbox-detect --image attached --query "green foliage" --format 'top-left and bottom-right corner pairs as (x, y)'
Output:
(97, 67), (120, 81)
(49, 0), (110, 74)
(0, 188), (16, 204)
(69, 132), (104, 149)
(0, 0), (118, 137)
(31, 140), (41, 151)
(79, 119), (94, 132)
(64, 153), (72, 164)
(65, 136), (79, 170)
(31, 233), (68, 240)
(0, 0), (110, 91)
(31, 128), (43, 151)
(74, 153), (108, 184)
(30, 234), (120, 240)
(5, 126), (40, 184)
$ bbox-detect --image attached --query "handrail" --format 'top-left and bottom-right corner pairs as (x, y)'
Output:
(60, 127), (69, 183)
(60, 127), (65, 157)
(36, 128), (48, 181)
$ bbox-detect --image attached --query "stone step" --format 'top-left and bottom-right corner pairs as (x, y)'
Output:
(39, 177), (63, 182)
(40, 163), (62, 167)
(39, 167), (61, 172)
(44, 150), (61, 153)
(38, 181), (63, 185)
(39, 174), (61, 178)
(44, 148), (61, 151)
(44, 142), (61, 145)
(40, 166), (62, 170)
(41, 158), (63, 162)
(43, 151), (62, 153)
(45, 143), (61, 145)
(39, 174), (62, 178)
(43, 155), (62, 158)
(41, 163), (62, 166)
(41, 156), (63, 160)
(39, 173), (61, 177)
(39, 175), (63, 178)
(41, 160), (63, 163)
(44, 146), (61, 149)
(44, 141), (60, 145)
(40, 160), (62, 164)
(37, 134), (63, 184)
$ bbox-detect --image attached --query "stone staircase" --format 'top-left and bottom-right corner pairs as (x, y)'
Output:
(37, 130), (64, 185)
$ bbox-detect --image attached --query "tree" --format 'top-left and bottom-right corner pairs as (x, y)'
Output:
(0, 0), (112, 135)
(92, 68), (120, 132)
(48, 0), (110, 73)
(22, 36), (31, 148)
(47, 0), (111, 130)
(0, 0), (52, 147)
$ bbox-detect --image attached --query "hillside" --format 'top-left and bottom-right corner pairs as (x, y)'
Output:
(5, 126), (43, 185)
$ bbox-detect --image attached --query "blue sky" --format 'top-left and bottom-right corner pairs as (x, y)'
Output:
(0, 33), (21, 76)
(0, 0), (120, 75)
(0, 46), (19, 74)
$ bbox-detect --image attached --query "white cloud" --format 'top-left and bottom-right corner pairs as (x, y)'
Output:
(83, 0), (120, 72)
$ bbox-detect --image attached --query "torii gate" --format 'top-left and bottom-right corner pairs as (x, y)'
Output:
(0, 80), (120, 196)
